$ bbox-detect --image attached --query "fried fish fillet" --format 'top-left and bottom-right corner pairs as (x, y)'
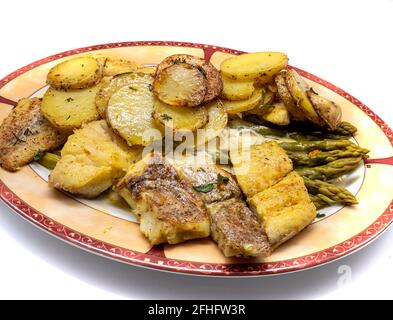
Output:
(49, 120), (138, 198)
(230, 141), (293, 198)
(248, 171), (316, 248)
(175, 161), (270, 258)
(0, 98), (68, 171)
(115, 153), (210, 245)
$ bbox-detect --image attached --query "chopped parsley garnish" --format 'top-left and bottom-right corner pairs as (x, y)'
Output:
(129, 86), (137, 91)
(12, 131), (26, 145)
(197, 167), (206, 173)
(65, 97), (74, 102)
(172, 58), (186, 64)
(193, 183), (214, 193)
(148, 84), (153, 92)
(316, 213), (326, 219)
(161, 114), (172, 121)
(34, 150), (43, 161)
(196, 65), (207, 77)
(217, 173), (229, 184)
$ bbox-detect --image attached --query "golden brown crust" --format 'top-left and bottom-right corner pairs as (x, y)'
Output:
(0, 98), (68, 171)
(208, 199), (271, 258)
(155, 54), (222, 103)
(117, 153), (208, 227)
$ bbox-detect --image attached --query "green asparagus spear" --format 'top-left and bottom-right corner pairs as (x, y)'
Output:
(309, 194), (334, 209)
(303, 176), (358, 206)
(288, 146), (369, 166)
(295, 157), (363, 180)
(280, 139), (353, 152)
(38, 152), (60, 170)
(334, 122), (357, 136)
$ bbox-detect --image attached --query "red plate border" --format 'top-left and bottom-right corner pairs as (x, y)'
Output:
(0, 41), (393, 276)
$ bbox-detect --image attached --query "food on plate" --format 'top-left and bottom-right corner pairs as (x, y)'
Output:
(302, 176), (358, 208)
(248, 172), (316, 248)
(153, 63), (207, 107)
(99, 56), (139, 77)
(221, 75), (255, 101)
(47, 56), (102, 90)
(106, 73), (161, 146)
(114, 152), (211, 245)
(137, 65), (157, 75)
(0, 49), (369, 259)
(230, 142), (293, 198)
(220, 52), (288, 83)
(295, 157), (363, 181)
(285, 69), (325, 126)
(176, 160), (270, 257)
(49, 120), (139, 198)
(0, 98), (68, 171)
(275, 71), (307, 121)
(153, 98), (208, 132)
(95, 72), (151, 118)
(41, 84), (101, 131)
(155, 54), (222, 103)
(222, 88), (263, 114)
(260, 102), (290, 126)
(195, 100), (228, 145)
(307, 89), (342, 130)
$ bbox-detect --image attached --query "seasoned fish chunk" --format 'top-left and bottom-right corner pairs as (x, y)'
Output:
(0, 98), (67, 171)
(176, 163), (242, 204)
(175, 161), (270, 258)
(230, 141), (293, 198)
(49, 120), (137, 198)
(115, 153), (210, 245)
(208, 199), (271, 258)
(249, 172), (316, 248)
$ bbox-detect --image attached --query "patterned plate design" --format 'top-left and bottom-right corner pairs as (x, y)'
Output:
(1, 41), (392, 276)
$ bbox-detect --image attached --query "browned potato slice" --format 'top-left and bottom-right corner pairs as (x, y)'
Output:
(156, 54), (222, 102)
(47, 56), (102, 90)
(220, 52), (288, 81)
(195, 100), (228, 145)
(261, 102), (290, 126)
(285, 69), (325, 126)
(137, 65), (157, 75)
(153, 98), (208, 132)
(153, 63), (207, 107)
(222, 88), (263, 114)
(106, 73), (161, 146)
(41, 85), (101, 131)
(95, 72), (146, 118)
(221, 75), (255, 101)
(275, 71), (307, 121)
(307, 90), (342, 130)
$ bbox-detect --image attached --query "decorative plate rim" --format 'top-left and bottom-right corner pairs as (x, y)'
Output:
(0, 40), (392, 276)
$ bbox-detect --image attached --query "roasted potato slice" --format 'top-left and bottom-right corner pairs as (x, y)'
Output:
(285, 69), (325, 126)
(153, 63), (207, 107)
(195, 100), (228, 145)
(153, 98), (208, 132)
(155, 54), (222, 103)
(220, 52), (288, 82)
(221, 75), (255, 101)
(97, 56), (139, 76)
(222, 88), (263, 114)
(275, 71), (307, 121)
(47, 56), (102, 90)
(41, 84), (101, 131)
(261, 102), (290, 126)
(95, 72), (146, 118)
(137, 65), (157, 75)
(307, 89), (342, 130)
(106, 74), (161, 146)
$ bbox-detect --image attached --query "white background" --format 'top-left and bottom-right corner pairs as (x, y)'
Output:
(0, 0), (392, 299)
